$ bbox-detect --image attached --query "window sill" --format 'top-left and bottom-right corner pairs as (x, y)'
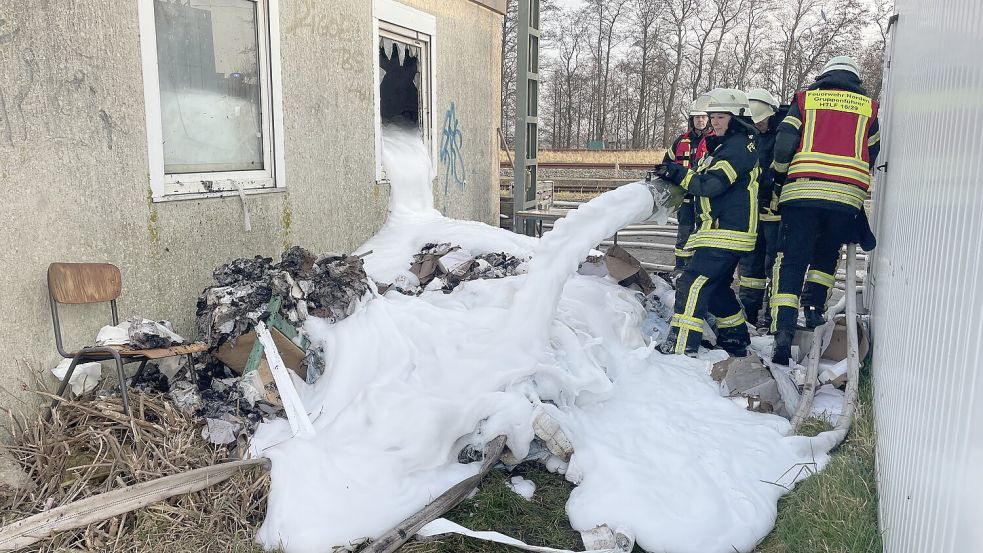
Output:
(152, 184), (286, 203)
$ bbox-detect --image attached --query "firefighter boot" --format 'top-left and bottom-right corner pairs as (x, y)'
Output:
(658, 328), (679, 355)
(658, 328), (699, 357)
(717, 325), (750, 358)
(759, 310), (772, 332)
(804, 306), (826, 329)
(772, 329), (795, 365)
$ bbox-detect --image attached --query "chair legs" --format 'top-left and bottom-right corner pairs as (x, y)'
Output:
(46, 352), (198, 422)
(133, 359), (149, 381)
(46, 347), (130, 422)
(186, 353), (198, 389)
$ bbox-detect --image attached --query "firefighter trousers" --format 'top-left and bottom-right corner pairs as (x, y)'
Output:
(674, 198), (696, 270)
(738, 219), (780, 326)
(771, 205), (855, 333)
(668, 247), (750, 355)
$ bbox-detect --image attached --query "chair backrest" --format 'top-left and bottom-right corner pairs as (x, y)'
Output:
(48, 263), (122, 304)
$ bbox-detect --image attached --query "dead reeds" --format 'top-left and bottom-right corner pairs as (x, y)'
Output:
(0, 391), (270, 552)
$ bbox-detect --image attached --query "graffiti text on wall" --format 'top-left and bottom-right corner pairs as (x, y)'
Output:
(439, 102), (466, 194)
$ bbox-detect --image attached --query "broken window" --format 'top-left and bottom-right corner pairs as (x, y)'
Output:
(139, 0), (285, 200)
(378, 30), (430, 141)
(373, 1), (435, 184)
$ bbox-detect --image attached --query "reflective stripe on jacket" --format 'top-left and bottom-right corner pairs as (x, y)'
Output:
(780, 89), (878, 209)
(677, 131), (760, 253)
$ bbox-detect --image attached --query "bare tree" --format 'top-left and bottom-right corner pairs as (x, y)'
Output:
(775, 0), (816, 100)
(501, 0), (519, 145)
(732, 0), (770, 90)
(628, 0), (663, 147)
(661, 0), (697, 147)
(705, 0), (745, 89)
(526, 0), (891, 149)
(858, 0), (894, 98)
(584, 0), (630, 143)
(545, 8), (588, 148)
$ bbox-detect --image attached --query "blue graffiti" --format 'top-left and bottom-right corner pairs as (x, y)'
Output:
(439, 102), (466, 193)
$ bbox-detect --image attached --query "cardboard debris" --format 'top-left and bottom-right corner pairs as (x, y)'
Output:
(437, 247), (475, 276)
(602, 245), (654, 294)
(714, 355), (785, 416)
(215, 327), (308, 381)
(818, 358), (849, 388)
(791, 316), (870, 366)
(821, 317), (870, 362)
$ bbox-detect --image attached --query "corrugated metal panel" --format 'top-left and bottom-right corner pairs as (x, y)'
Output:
(868, 0), (983, 552)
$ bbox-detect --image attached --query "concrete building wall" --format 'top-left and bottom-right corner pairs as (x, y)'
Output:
(0, 0), (502, 413)
(867, 1), (983, 551)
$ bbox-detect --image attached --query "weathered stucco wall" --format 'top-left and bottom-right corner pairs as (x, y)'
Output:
(0, 0), (502, 414)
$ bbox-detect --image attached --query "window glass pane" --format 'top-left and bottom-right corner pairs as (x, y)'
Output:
(154, 0), (265, 174)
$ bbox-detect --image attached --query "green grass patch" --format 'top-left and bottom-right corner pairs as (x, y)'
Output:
(399, 465), (585, 553)
(754, 362), (881, 553)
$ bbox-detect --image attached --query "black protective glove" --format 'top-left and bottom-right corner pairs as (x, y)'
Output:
(647, 176), (687, 211)
(853, 209), (877, 251)
(653, 162), (687, 186)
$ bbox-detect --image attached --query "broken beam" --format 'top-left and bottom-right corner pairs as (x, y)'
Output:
(0, 459), (269, 551)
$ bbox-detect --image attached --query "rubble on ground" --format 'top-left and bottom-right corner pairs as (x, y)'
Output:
(117, 245), (373, 439)
(46, 246), (372, 443)
(128, 357), (276, 438)
(380, 242), (528, 295)
(196, 246), (369, 349)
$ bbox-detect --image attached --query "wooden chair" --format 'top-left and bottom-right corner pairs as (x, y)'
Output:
(46, 263), (207, 418)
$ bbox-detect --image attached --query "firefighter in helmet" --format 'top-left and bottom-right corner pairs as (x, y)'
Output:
(770, 56), (881, 364)
(663, 96), (714, 272)
(653, 88), (760, 358)
(737, 88), (785, 328)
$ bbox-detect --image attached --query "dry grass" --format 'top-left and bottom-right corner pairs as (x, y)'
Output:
(0, 392), (271, 553)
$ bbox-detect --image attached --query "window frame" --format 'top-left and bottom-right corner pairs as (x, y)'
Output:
(372, 0), (437, 185)
(138, 0), (286, 202)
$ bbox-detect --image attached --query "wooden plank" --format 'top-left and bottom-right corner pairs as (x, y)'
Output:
(47, 263), (122, 304)
(117, 343), (208, 359)
(0, 459), (269, 551)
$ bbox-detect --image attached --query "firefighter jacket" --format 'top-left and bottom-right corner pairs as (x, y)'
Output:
(756, 106), (788, 223)
(673, 127), (761, 253)
(772, 71), (881, 213)
(663, 125), (713, 169)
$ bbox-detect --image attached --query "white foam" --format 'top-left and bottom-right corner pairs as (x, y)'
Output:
(249, 128), (833, 553)
(507, 475), (537, 501)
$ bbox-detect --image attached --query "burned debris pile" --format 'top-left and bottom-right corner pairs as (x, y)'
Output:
(196, 246), (369, 349)
(381, 242), (528, 295)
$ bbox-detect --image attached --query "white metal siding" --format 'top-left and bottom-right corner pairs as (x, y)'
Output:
(868, 0), (983, 551)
